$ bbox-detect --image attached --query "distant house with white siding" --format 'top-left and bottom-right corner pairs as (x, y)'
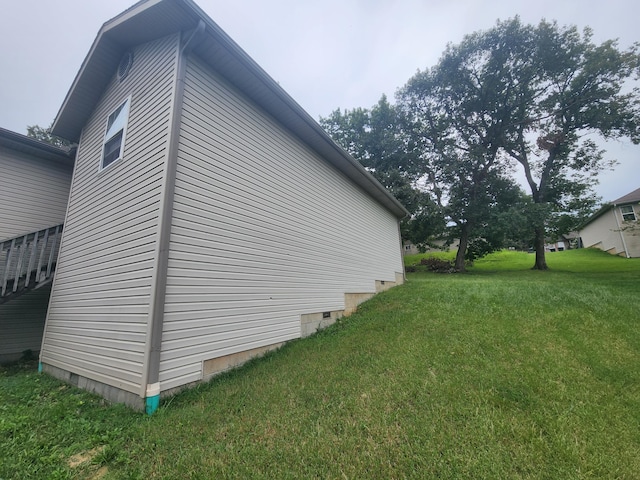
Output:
(402, 238), (460, 255)
(39, 0), (407, 413)
(0, 128), (73, 362)
(579, 187), (640, 258)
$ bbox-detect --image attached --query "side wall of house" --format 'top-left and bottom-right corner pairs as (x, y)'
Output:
(0, 148), (72, 240)
(40, 34), (179, 395)
(159, 55), (404, 391)
(580, 210), (621, 253)
(581, 207), (639, 257)
(620, 204), (640, 257)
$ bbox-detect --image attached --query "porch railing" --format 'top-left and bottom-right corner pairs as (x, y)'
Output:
(0, 224), (63, 304)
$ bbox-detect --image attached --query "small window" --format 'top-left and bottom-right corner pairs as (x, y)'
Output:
(621, 205), (637, 222)
(101, 97), (130, 169)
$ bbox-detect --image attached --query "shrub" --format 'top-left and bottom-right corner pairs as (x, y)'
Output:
(420, 257), (456, 273)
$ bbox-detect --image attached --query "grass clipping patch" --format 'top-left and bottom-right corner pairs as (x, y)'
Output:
(67, 446), (108, 478)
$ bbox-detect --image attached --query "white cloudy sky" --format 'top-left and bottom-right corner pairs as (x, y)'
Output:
(1, 0), (638, 202)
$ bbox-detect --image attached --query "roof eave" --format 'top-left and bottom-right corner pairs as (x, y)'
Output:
(183, 0), (408, 217)
(50, 0), (408, 218)
(0, 127), (74, 166)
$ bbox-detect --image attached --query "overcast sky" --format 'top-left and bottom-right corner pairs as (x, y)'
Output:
(1, 0), (638, 202)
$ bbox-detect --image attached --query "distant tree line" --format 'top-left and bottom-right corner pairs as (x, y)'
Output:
(321, 18), (640, 271)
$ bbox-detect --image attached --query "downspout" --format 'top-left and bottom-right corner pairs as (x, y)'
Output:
(612, 204), (630, 258)
(142, 20), (206, 415)
(397, 221), (406, 281)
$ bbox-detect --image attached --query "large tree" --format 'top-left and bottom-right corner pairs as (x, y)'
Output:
(397, 19), (533, 271)
(400, 18), (640, 270)
(498, 19), (640, 269)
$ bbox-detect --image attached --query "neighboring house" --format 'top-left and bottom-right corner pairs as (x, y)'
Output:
(544, 233), (579, 252)
(403, 242), (420, 255)
(579, 187), (640, 258)
(402, 239), (459, 255)
(0, 128), (73, 363)
(40, 0), (408, 413)
(544, 240), (566, 252)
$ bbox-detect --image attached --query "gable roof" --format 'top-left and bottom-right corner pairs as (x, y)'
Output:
(579, 186), (640, 229)
(0, 127), (74, 167)
(51, 0), (408, 218)
(611, 187), (640, 205)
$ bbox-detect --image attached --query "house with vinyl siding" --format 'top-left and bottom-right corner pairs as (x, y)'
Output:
(40, 0), (408, 412)
(0, 128), (73, 362)
(579, 187), (640, 258)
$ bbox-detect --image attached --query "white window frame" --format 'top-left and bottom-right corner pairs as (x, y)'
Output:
(620, 205), (636, 222)
(101, 96), (131, 170)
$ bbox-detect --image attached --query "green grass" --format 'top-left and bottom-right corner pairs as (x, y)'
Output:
(2, 248), (639, 478)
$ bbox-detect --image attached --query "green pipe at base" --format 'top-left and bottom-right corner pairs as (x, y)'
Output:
(146, 395), (160, 415)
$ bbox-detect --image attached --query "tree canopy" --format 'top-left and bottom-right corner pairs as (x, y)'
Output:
(497, 19), (640, 268)
(26, 124), (72, 149)
(397, 19), (537, 270)
(323, 17), (640, 271)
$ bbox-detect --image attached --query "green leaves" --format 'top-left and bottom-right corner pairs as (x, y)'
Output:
(25, 124), (73, 149)
(322, 18), (640, 270)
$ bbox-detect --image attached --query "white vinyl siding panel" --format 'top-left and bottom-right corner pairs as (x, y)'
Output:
(621, 204), (640, 257)
(0, 148), (72, 241)
(41, 34), (179, 394)
(580, 210), (624, 254)
(160, 56), (403, 391)
(580, 204), (640, 258)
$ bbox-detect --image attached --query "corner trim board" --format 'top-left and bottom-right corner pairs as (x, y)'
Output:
(143, 23), (208, 398)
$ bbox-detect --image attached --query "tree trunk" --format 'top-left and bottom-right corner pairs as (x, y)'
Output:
(532, 226), (548, 270)
(455, 225), (470, 272)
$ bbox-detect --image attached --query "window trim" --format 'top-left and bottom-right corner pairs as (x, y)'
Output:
(100, 96), (131, 171)
(620, 205), (637, 222)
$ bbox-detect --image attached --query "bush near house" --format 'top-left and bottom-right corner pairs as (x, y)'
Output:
(1, 249), (639, 479)
(420, 256), (456, 273)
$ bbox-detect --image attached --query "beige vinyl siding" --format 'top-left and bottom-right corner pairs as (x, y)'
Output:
(581, 210), (624, 255)
(41, 34), (179, 394)
(0, 284), (51, 363)
(580, 204), (640, 257)
(618, 204), (640, 257)
(0, 148), (71, 241)
(160, 55), (403, 390)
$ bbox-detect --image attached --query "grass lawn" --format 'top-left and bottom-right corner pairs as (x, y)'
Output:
(1, 249), (639, 479)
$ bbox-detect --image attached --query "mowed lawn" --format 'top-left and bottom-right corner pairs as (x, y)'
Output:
(1, 249), (639, 479)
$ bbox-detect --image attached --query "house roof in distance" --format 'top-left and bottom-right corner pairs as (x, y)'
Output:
(579, 185), (640, 229)
(0, 127), (74, 167)
(51, 0), (408, 218)
(612, 187), (640, 205)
